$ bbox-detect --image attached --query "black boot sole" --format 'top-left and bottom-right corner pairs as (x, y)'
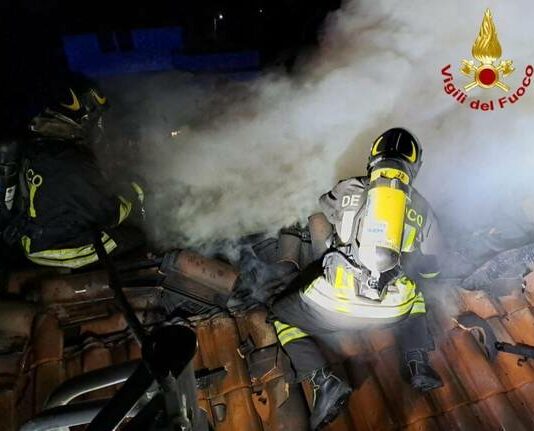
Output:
(312, 388), (352, 430)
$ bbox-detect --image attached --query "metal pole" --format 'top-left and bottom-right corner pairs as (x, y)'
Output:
(20, 400), (109, 431)
(45, 360), (141, 409)
(85, 362), (154, 431)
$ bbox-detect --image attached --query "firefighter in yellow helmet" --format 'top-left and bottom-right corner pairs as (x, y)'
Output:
(270, 128), (443, 430)
(6, 75), (145, 269)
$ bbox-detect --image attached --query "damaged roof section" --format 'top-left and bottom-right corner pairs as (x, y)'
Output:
(3, 238), (534, 430)
(318, 279), (534, 431)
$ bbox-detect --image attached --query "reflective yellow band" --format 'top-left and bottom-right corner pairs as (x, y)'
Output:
(370, 168), (410, 185)
(274, 321), (309, 346)
(401, 224), (417, 252)
(334, 266), (344, 289)
(277, 327), (309, 346)
(303, 276), (422, 320)
(410, 302), (426, 315)
(420, 272), (440, 279)
(273, 321), (291, 333)
(26, 170), (43, 218)
(28, 185), (37, 217)
(131, 182), (145, 204)
(22, 232), (117, 269)
(410, 292), (426, 315)
(118, 195), (133, 224)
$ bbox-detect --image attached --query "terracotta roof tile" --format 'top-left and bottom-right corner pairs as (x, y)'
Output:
(368, 327), (397, 353)
(426, 302), (458, 336)
(425, 349), (470, 412)
(110, 342), (129, 365)
(32, 314), (63, 411)
(209, 388), (262, 431)
(196, 317), (250, 395)
(0, 390), (17, 431)
(439, 404), (484, 431)
(82, 344), (114, 400)
(127, 338), (142, 360)
(523, 271), (534, 306)
(323, 409), (353, 431)
(64, 354), (82, 380)
(513, 383), (534, 419)
(446, 329), (504, 400)
(10, 270), (534, 431)
(477, 393), (530, 431)
(506, 389), (534, 429)
(335, 332), (368, 357)
(501, 307), (534, 345)
(402, 416), (441, 431)
(498, 291), (530, 315)
(458, 290), (502, 319)
(345, 357), (397, 431)
(373, 347), (435, 425)
(80, 313), (128, 335)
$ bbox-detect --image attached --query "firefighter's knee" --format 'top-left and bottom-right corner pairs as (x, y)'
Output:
(273, 320), (309, 346)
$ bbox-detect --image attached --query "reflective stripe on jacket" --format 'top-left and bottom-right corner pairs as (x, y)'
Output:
(301, 274), (425, 321)
(21, 232), (117, 268)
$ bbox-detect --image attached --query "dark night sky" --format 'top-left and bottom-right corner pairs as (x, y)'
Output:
(0, 0), (340, 132)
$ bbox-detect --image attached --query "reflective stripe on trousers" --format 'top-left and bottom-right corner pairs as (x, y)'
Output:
(274, 321), (309, 346)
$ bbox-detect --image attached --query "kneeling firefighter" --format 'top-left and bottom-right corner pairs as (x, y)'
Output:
(270, 128), (443, 430)
(8, 76), (145, 268)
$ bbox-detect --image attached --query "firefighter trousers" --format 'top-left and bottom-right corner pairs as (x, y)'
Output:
(270, 288), (435, 381)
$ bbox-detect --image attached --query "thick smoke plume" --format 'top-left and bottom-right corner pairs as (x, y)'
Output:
(105, 0), (534, 251)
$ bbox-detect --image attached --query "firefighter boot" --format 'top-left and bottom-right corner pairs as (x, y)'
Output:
(405, 350), (443, 392)
(309, 367), (352, 430)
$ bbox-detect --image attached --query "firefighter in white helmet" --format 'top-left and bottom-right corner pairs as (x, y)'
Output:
(270, 128), (443, 430)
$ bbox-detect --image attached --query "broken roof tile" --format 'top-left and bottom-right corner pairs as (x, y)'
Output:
(9, 270), (534, 431)
(458, 289), (502, 319)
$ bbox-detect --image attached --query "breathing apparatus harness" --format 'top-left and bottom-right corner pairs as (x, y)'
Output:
(326, 128), (422, 301)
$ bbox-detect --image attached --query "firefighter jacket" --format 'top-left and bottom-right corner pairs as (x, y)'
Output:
(300, 176), (443, 322)
(19, 139), (132, 268)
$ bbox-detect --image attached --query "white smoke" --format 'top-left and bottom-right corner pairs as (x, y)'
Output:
(107, 0), (534, 250)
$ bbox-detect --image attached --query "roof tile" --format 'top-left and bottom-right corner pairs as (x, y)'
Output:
(478, 393), (530, 431)
(11, 268), (534, 431)
(501, 307), (534, 345)
(425, 348), (470, 413)
(402, 415), (441, 431)
(440, 404), (485, 431)
(523, 272), (534, 307)
(345, 356), (397, 431)
(445, 329), (504, 400)
(373, 347), (435, 425)
(498, 290), (530, 315)
(459, 290), (502, 319)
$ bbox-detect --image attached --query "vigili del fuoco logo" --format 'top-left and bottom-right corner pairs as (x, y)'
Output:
(441, 9), (533, 111)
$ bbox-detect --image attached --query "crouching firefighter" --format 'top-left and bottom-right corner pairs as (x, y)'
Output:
(8, 76), (145, 268)
(270, 128), (444, 430)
